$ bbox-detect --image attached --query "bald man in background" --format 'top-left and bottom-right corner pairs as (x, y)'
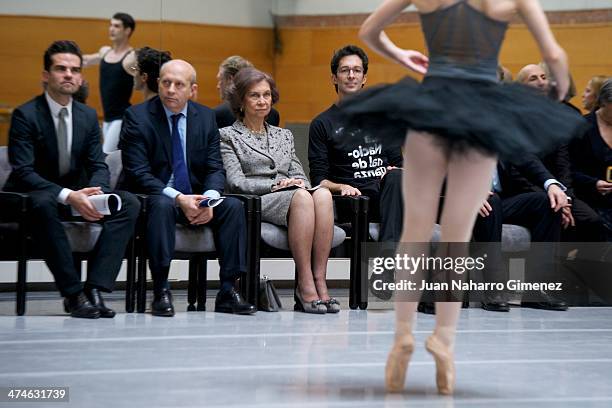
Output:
(515, 63), (605, 242)
(119, 60), (256, 317)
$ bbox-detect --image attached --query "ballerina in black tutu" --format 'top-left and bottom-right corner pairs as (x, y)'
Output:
(345, 0), (587, 395)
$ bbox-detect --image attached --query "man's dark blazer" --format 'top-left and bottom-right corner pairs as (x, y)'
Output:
(213, 101), (280, 129)
(500, 148), (574, 199)
(119, 96), (225, 195)
(4, 94), (109, 194)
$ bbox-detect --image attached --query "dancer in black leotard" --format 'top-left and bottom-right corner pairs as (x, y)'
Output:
(342, 0), (587, 395)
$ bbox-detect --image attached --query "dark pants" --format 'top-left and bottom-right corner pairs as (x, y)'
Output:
(473, 192), (562, 283)
(562, 198), (607, 242)
(597, 207), (612, 241)
(359, 168), (404, 242)
(145, 195), (246, 291)
(29, 190), (140, 297)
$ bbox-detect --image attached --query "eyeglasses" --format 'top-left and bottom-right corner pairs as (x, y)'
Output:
(337, 66), (364, 76)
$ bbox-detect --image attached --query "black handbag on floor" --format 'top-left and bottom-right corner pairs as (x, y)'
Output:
(258, 275), (282, 312)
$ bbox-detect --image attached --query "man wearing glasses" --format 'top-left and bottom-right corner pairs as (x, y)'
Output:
(308, 45), (403, 299)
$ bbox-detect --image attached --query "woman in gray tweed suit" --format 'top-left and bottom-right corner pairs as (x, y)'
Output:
(219, 68), (339, 314)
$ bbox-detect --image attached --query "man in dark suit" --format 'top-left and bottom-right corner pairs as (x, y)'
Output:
(119, 59), (256, 317)
(4, 40), (140, 318)
(474, 159), (568, 311)
(516, 64), (605, 241)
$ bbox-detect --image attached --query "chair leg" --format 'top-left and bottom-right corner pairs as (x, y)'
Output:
(73, 257), (83, 280)
(187, 258), (197, 312)
(136, 257), (147, 313)
(136, 207), (148, 313)
(358, 198), (369, 310)
(16, 257), (26, 316)
(197, 257), (207, 311)
(125, 239), (136, 313)
(349, 202), (360, 310)
(244, 197), (261, 307)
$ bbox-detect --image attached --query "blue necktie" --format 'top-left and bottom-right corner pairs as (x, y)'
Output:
(171, 113), (192, 194)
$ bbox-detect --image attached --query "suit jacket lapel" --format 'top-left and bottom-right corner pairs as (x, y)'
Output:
(149, 98), (173, 164)
(71, 103), (85, 171)
(266, 125), (282, 165)
(36, 96), (59, 176)
(231, 121), (275, 163)
(185, 101), (200, 171)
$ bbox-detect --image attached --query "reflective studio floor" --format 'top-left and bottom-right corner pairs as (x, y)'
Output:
(1, 290), (611, 408)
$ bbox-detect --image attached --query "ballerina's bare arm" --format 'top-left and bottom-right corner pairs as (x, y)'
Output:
(359, 0), (429, 74)
(516, 0), (569, 100)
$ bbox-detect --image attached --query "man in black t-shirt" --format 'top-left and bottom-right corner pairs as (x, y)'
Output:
(309, 45), (403, 243)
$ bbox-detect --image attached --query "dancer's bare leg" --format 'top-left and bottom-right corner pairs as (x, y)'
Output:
(386, 131), (447, 392)
(426, 148), (496, 394)
(435, 148), (497, 348)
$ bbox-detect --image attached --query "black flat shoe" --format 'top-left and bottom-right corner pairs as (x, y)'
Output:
(481, 301), (510, 312)
(481, 293), (510, 312)
(215, 288), (256, 315)
(85, 288), (116, 318)
(417, 301), (435, 315)
(152, 288), (175, 317)
(521, 290), (568, 311)
(63, 292), (100, 319)
(521, 300), (568, 311)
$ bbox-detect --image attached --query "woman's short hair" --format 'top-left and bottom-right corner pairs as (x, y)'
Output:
(219, 56), (253, 82)
(226, 67), (279, 120)
(589, 75), (610, 110)
(597, 78), (612, 108)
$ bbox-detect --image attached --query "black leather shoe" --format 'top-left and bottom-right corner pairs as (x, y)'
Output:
(521, 300), (568, 311)
(215, 288), (256, 315)
(482, 300), (510, 312)
(152, 288), (175, 317)
(417, 301), (435, 315)
(481, 293), (510, 312)
(85, 288), (116, 318)
(63, 292), (100, 319)
(521, 291), (568, 311)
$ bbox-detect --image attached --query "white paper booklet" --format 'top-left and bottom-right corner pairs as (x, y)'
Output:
(199, 196), (225, 208)
(70, 194), (122, 217)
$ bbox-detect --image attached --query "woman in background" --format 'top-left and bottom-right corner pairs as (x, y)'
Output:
(582, 75), (609, 113)
(571, 79), (612, 240)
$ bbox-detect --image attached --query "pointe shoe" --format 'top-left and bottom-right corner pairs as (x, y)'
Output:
(385, 333), (415, 393)
(425, 335), (455, 395)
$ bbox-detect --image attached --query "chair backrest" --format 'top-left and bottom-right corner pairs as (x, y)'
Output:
(105, 150), (123, 190)
(0, 146), (124, 191)
(0, 146), (11, 190)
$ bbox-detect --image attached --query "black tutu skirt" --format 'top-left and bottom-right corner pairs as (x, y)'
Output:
(339, 76), (588, 163)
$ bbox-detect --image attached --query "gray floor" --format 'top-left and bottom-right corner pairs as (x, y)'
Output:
(1, 291), (611, 407)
